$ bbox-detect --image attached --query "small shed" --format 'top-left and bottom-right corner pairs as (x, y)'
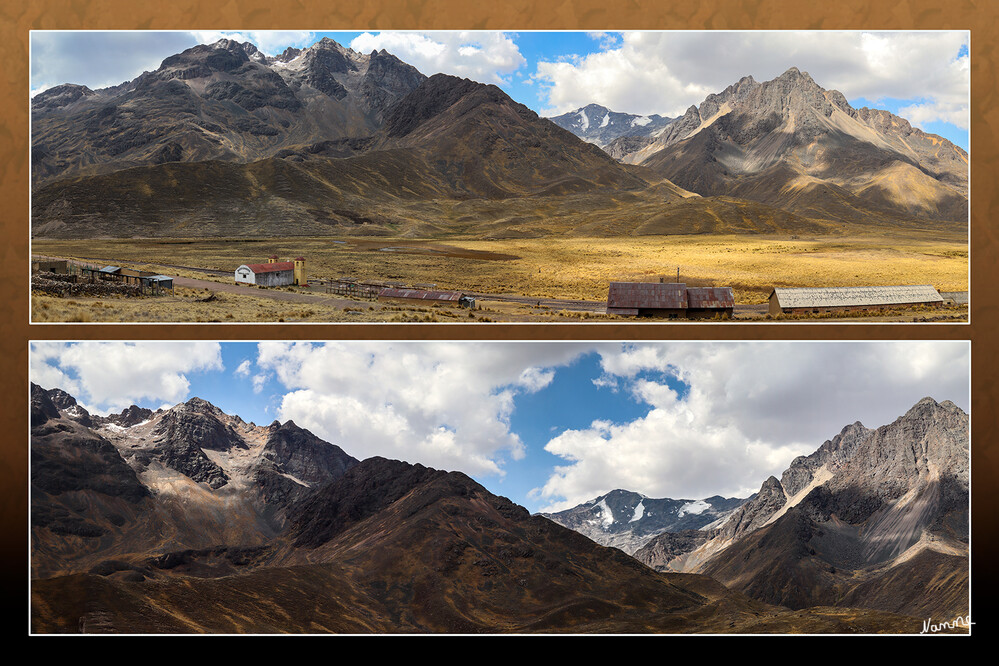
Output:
(686, 287), (735, 319)
(142, 275), (175, 293)
(767, 285), (944, 316)
(235, 261), (296, 287)
(34, 259), (69, 274)
(606, 282), (688, 318)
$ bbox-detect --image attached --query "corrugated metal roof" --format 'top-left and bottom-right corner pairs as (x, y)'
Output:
(771, 285), (943, 308)
(99, 266), (120, 273)
(378, 288), (464, 302)
(607, 282), (687, 309)
(242, 262), (295, 274)
(687, 287), (735, 309)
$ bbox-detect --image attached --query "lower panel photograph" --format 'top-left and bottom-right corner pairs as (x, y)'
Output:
(28, 340), (971, 635)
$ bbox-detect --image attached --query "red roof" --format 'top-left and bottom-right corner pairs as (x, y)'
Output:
(243, 262), (295, 274)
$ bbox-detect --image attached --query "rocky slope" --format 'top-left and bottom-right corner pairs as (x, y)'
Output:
(541, 489), (746, 554)
(632, 398), (969, 621)
(30, 383), (359, 577)
(31, 37), (426, 188)
(618, 68), (968, 227)
(31, 70), (672, 239)
(30, 38), (963, 241)
(550, 103), (674, 148)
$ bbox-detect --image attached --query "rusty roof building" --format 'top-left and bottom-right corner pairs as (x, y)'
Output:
(378, 288), (476, 308)
(768, 285), (943, 316)
(686, 287), (736, 319)
(607, 282), (733, 319)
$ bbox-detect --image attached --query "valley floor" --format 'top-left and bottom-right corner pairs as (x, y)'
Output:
(31, 231), (969, 323)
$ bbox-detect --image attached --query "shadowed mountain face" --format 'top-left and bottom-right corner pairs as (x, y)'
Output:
(29, 386), (940, 634)
(620, 68), (968, 227)
(632, 398), (969, 622)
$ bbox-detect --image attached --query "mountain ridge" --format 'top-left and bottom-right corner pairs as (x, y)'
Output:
(628, 396), (969, 620)
(29, 384), (951, 633)
(31, 41), (967, 240)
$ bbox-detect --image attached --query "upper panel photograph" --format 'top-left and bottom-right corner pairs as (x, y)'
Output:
(29, 30), (969, 323)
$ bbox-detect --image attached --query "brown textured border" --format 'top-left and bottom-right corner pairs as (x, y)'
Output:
(5, 0), (994, 634)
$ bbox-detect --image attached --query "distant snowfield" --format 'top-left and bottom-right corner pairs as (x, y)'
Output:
(678, 499), (709, 517)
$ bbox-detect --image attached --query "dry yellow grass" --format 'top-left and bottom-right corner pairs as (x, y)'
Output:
(29, 285), (596, 323)
(33, 230), (968, 306)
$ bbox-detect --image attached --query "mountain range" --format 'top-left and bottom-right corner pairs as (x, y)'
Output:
(546, 397), (970, 622)
(29, 384), (968, 633)
(540, 489), (747, 554)
(30, 38), (967, 240)
(549, 103), (674, 148)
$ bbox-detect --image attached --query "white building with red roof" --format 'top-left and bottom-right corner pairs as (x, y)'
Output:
(235, 255), (306, 287)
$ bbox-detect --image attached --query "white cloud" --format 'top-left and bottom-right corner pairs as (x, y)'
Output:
(255, 341), (587, 476)
(534, 31), (969, 122)
(349, 31), (526, 84)
(30, 31), (198, 94)
(29, 341), (224, 415)
(533, 341), (970, 511)
(234, 359), (252, 378)
(252, 374), (269, 394)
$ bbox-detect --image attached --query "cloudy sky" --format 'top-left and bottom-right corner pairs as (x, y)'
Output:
(30, 30), (970, 149)
(30, 340), (970, 513)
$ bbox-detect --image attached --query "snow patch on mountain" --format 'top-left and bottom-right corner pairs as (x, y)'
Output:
(630, 500), (646, 522)
(600, 113), (610, 128)
(632, 116), (651, 127)
(678, 499), (710, 517)
(578, 109), (590, 131)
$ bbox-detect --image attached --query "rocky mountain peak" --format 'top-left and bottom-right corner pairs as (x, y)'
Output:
(715, 475), (787, 540)
(152, 397), (245, 453)
(30, 383), (61, 427)
(45, 387), (80, 411)
(179, 396), (219, 414)
(275, 46), (301, 62)
(31, 83), (96, 112)
(833, 397), (969, 503)
(759, 475), (784, 495)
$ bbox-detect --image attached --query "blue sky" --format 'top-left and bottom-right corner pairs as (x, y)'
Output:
(30, 340), (970, 513)
(30, 30), (970, 150)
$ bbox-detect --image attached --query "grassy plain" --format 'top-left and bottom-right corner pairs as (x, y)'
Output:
(33, 229), (969, 306)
